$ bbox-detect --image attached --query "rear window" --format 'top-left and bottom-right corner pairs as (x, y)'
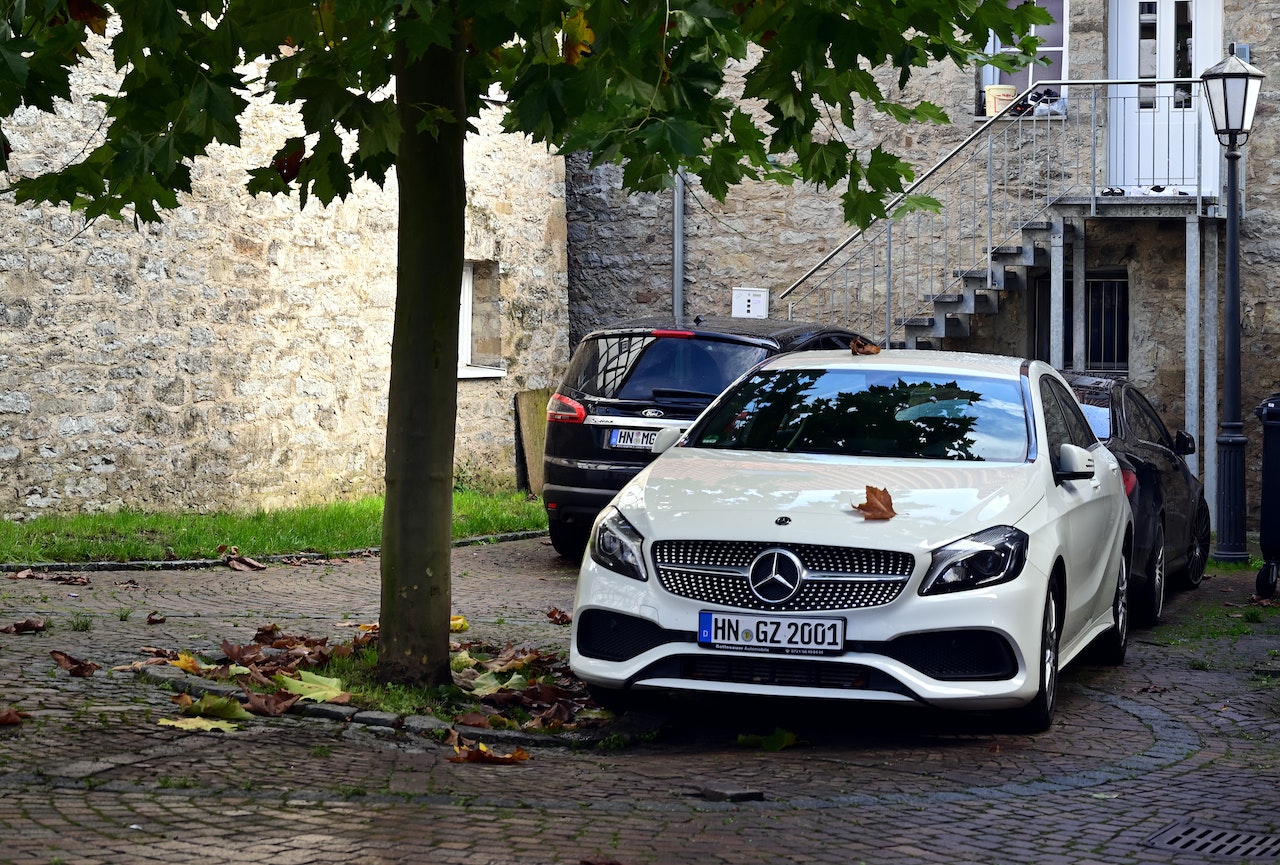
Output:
(689, 368), (1030, 462)
(1069, 387), (1115, 440)
(562, 334), (771, 400)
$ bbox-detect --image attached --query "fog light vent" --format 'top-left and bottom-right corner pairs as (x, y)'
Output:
(1145, 822), (1280, 858)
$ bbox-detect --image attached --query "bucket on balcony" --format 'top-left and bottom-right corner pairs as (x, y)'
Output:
(984, 84), (1017, 116)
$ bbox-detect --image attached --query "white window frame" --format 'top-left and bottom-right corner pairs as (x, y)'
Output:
(981, 0), (1070, 94)
(458, 262), (506, 379)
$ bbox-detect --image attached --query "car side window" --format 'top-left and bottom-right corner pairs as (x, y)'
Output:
(1049, 380), (1098, 449)
(1039, 380), (1071, 473)
(1125, 390), (1172, 448)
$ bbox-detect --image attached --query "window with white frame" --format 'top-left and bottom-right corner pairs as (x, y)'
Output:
(458, 261), (505, 378)
(980, 0), (1068, 112)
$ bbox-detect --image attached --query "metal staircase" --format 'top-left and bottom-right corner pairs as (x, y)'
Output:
(779, 79), (1213, 350)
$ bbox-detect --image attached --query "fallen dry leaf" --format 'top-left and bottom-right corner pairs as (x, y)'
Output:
(140, 646), (179, 659)
(158, 717), (239, 732)
(0, 708), (32, 725)
(51, 650), (100, 677)
(221, 545), (266, 571)
(6, 570), (89, 585)
(854, 486), (897, 520)
(850, 336), (882, 355)
(242, 689), (302, 717)
(146, 611), (167, 625)
(546, 607), (572, 625)
(169, 653), (208, 674)
(111, 657), (171, 672)
(0, 617), (47, 634)
(448, 743), (531, 765)
(450, 615), (469, 633)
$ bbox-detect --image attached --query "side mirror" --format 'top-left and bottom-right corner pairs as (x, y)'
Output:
(652, 427), (684, 454)
(1055, 443), (1095, 483)
(1174, 430), (1197, 456)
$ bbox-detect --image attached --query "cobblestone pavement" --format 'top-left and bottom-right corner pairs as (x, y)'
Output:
(1, 537), (1279, 865)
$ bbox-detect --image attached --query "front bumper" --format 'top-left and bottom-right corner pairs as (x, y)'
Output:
(569, 555), (1050, 710)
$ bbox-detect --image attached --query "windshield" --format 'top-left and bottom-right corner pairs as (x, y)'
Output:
(689, 368), (1030, 461)
(564, 334), (771, 400)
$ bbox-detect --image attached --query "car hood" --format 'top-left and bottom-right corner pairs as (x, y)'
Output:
(616, 448), (1044, 552)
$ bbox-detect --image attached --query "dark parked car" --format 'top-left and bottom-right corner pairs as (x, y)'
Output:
(543, 315), (866, 559)
(1067, 373), (1211, 625)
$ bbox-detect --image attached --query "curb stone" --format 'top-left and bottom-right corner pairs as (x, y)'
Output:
(0, 529), (549, 573)
(134, 658), (658, 750)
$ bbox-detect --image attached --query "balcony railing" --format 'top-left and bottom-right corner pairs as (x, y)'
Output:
(779, 79), (1215, 344)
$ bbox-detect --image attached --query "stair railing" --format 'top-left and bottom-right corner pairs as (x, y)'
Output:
(779, 78), (1209, 346)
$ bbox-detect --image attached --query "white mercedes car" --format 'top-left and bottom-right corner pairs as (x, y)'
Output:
(569, 350), (1132, 732)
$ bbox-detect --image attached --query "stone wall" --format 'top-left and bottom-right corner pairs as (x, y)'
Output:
(0, 54), (567, 520)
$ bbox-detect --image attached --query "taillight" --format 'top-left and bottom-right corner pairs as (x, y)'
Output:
(546, 393), (587, 424)
(1121, 467), (1138, 498)
(649, 329), (695, 338)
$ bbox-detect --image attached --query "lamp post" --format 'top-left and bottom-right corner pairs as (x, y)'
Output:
(1201, 47), (1265, 562)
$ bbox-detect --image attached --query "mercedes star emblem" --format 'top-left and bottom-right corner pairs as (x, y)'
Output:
(748, 549), (805, 604)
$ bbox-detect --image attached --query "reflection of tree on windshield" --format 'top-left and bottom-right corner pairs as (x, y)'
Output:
(808, 379), (981, 459)
(694, 373), (986, 460)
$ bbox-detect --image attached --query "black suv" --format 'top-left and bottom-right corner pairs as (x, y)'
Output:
(542, 315), (865, 558)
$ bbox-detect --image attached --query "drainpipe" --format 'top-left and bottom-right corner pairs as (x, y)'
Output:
(672, 168), (685, 321)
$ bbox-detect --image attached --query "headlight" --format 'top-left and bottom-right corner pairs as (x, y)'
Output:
(589, 507), (647, 582)
(919, 526), (1028, 596)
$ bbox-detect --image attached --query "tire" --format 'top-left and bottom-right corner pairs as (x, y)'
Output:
(1258, 562), (1278, 599)
(1176, 498), (1211, 590)
(1009, 589), (1060, 733)
(1096, 555), (1129, 666)
(1134, 523), (1165, 627)
(548, 519), (589, 561)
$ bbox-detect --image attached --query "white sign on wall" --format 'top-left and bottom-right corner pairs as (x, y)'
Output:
(732, 287), (769, 318)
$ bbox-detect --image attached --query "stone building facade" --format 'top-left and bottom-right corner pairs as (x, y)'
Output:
(0, 55), (567, 520)
(566, 0), (1280, 529)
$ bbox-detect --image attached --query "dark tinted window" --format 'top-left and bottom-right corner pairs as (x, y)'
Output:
(1124, 390), (1172, 447)
(691, 368), (1029, 461)
(563, 335), (771, 400)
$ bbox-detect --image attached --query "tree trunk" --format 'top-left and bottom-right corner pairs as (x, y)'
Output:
(378, 26), (466, 685)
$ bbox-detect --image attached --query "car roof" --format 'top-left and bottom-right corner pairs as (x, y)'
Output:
(580, 315), (862, 349)
(761, 348), (1037, 379)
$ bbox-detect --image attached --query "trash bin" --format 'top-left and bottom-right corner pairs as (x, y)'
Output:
(1254, 393), (1280, 597)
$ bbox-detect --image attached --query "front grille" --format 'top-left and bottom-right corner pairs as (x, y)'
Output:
(652, 540), (913, 612)
(639, 655), (916, 697)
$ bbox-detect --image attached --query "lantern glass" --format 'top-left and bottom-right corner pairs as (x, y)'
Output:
(1201, 52), (1266, 145)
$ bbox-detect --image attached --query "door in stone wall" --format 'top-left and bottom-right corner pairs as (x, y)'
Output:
(1108, 0), (1223, 193)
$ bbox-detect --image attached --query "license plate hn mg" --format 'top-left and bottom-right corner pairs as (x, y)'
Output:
(609, 428), (660, 450)
(698, 611), (845, 656)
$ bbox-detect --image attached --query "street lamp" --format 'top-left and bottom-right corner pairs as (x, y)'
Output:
(1201, 46), (1265, 562)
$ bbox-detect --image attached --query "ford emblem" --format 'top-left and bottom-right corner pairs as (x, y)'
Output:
(642, 409), (664, 418)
